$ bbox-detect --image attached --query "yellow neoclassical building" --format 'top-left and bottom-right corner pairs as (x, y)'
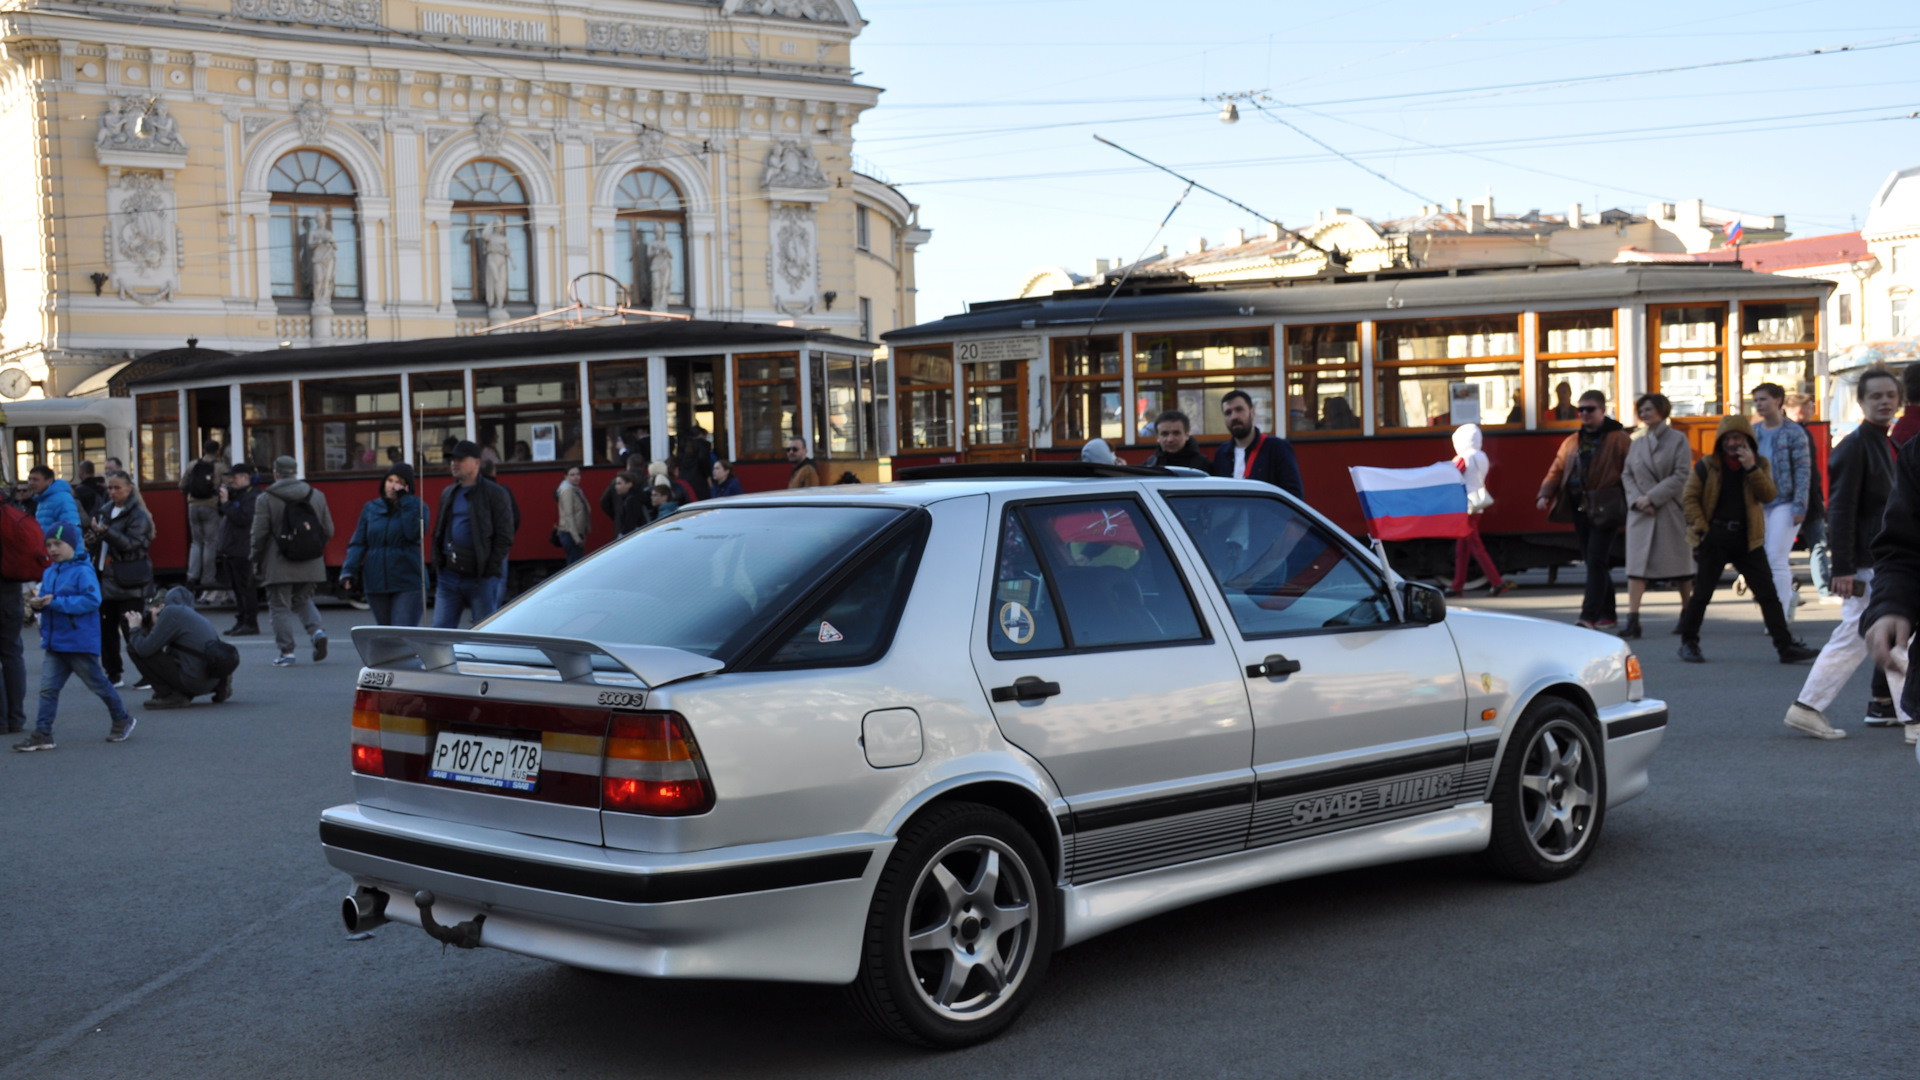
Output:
(0, 0), (929, 397)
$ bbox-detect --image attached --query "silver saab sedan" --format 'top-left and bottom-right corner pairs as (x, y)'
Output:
(322, 464), (1666, 1048)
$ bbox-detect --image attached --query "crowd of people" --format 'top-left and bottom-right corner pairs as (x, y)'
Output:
(5, 371), (1917, 757)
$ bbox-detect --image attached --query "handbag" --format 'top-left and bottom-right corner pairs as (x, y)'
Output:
(1583, 486), (1628, 531)
(108, 556), (153, 589)
(548, 528), (566, 550)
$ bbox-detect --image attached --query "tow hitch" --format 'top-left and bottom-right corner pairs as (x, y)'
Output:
(414, 890), (486, 950)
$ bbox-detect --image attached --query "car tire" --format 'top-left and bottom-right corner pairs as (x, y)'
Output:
(1479, 697), (1607, 883)
(846, 802), (1053, 1048)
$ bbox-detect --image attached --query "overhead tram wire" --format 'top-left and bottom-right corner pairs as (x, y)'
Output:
(1236, 96), (1437, 206)
(1091, 135), (1339, 262)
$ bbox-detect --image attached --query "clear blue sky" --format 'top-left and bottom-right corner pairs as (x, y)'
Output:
(849, 0), (1920, 323)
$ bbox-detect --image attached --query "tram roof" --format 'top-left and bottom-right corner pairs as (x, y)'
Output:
(124, 320), (874, 388)
(882, 262), (1835, 342)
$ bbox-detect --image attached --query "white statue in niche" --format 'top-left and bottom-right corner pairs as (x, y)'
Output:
(646, 238), (674, 309)
(95, 98), (129, 149)
(482, 221), (513, 314)
(306, 218), (337, 308)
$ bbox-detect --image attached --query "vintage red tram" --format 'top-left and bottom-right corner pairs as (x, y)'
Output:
(881, 262), (1834, 575)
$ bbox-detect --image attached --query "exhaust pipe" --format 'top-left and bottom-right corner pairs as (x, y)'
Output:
(342, 887), (389, 933)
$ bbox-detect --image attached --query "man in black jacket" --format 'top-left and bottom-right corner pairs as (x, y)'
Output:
(1786, 367), (1909, 739)
(216, 465), (260, 636)
(431, 441), (516, 629)
(1142, 410), (1210, 470)
(1209, 390), (1305, 500)
(1865, 425), (1919, 745)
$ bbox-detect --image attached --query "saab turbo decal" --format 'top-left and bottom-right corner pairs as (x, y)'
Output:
(1291, 790), (1364, 825)
(1377, 772), (1453, 810)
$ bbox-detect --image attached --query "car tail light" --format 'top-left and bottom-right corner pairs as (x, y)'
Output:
(602, 713), (714, 816)
(1624, 654), (1644, 701)
(351, 689), (386, 775)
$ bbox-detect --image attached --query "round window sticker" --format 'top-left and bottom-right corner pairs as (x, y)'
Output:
(998, 601), (1035, 645)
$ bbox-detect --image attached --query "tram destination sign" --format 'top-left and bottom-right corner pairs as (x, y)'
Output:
(955, 337), (1041, 364)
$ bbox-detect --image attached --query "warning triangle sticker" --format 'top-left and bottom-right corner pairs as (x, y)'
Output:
(817, 621), (845, 643)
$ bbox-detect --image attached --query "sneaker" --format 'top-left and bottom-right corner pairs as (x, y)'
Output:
(312, 630), (328, 662)
(145, 693), (190, 710)
(1784, 702), (1846, 740)
(1865, 699), (1900, 727)
(1677, 641), (1705, 663)
(110, 676), (125, 688)
(224, 625), (259, 638)
(212, 676), (233, 704)
(131, 681), (151, 691)
(106, 716), (137, 743)
(1592, 619), (1618, 630)
(273, 654), (296, 667)
(1488, 581), (1517, 597)
(1778, 643), (1820, 664)
(12, 730), (54, 752)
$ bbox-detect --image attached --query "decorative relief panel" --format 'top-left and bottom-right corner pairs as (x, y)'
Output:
(294, 99), (328, 143)
(105, 171), (179, 305)
(95, 96), (187, 158)
(583, 21), (709, 59)
(232, 0), (380, 30)
(760, 139), (827, 190)
(767, 203), (818, 315)
(425, 127), (456, 153)
(723, 0), (845, 24)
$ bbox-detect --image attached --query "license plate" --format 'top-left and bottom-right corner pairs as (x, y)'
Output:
(429, 732), (541, 792)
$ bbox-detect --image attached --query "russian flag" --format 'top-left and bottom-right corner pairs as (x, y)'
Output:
(1349, 463), (1471, 541)
(1723, 218), (1744, 246)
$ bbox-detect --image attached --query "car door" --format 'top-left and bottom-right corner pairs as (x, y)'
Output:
(1157, 487), (1470, 850)
(970, 491), (1255, 883)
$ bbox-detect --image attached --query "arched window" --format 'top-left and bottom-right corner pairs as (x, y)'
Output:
(615, 170), (687, 309)
(268, 150), (360, 303)
(451, 160), (532, 308)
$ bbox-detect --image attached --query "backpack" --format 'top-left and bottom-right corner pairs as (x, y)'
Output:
(0, 498), (50, 582)
(182, 638), (242, 680)
(185, 459), (218, 500)
(274, 491), (327, 562)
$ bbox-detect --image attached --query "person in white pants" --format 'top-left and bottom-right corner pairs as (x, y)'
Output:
(1784, 368), (1906, 740)
(1750, 383), (1810, 627)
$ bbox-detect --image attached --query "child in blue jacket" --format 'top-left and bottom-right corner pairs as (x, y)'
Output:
(14, 524), (135, 751)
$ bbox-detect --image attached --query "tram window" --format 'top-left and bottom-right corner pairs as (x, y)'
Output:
(812, 352), (875, 460)
(1051, 336), (1123, 446)
(302, 376), (401, 475)
(409, 370), (467, 471)
(1375, 316), (1522, 431)
(735, 352), (800, 460)
(1284, 324), (1361, 436)
(474, 364), (581, 466)
(896, 346), (954, 452)
(42, 425), (74, 482)
(1133, 329), (1273, 442)
(242, 383), (295, 471)
(1652, 304), (1727, 418)
(1740, 300), (1820, 417)
(1537, 311), (1618, 428)
(589, 361), (649, 468)
(14, 430), (38, 485)
(78, 424), (106, 471)
(137, 393), (181, 484)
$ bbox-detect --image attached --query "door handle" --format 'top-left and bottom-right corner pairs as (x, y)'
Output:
(1246, 654), (1303, 679)
(991, 676), (1061, 703)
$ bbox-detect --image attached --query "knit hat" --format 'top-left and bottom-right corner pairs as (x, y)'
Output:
(45, 523), (79, 548)
(273, 455), (298, 478)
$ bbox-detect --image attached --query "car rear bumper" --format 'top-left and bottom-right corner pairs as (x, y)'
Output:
(320, 804), (891, 984)
(1597, 698), (1667, 808)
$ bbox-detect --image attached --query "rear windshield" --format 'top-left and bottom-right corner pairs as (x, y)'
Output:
(484, 505), (905, 658)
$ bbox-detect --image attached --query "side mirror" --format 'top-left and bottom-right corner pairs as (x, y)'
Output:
(1402, 582), (1447, 625)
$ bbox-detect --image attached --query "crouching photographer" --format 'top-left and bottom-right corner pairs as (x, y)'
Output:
(124, 586), (239, 709)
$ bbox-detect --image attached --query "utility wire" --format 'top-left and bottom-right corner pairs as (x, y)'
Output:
(1241, 97), (1437, 205)
(1092, 135), (1335, 258)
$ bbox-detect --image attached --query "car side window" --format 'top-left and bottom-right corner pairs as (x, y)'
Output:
(989, 498), (1206, 654)
(761, 524), (924, 668)
(1164, 495), (1394, 637)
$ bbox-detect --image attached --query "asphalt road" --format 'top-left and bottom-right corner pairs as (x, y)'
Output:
(2, 579), (1914, 1079)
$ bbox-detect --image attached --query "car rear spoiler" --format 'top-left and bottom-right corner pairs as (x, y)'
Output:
(350, 626), (724, 689)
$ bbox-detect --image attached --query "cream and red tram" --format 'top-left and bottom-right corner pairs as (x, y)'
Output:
(120, 321), (883, 584)
(880, 263), (1836, 575)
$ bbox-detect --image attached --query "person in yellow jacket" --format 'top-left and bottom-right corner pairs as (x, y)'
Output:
(1674, 414), (1818, 665)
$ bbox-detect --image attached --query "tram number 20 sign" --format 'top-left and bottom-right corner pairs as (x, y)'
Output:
(955, 337), (1041, 364)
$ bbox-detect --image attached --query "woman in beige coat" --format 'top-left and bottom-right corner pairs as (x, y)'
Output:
(1619, 393), (1694, 638)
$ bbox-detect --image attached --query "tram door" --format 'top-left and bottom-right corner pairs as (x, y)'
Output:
(962, 358), (1029, 463)
(187, 387), (231, 461)
(665, 355), (725, 464)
